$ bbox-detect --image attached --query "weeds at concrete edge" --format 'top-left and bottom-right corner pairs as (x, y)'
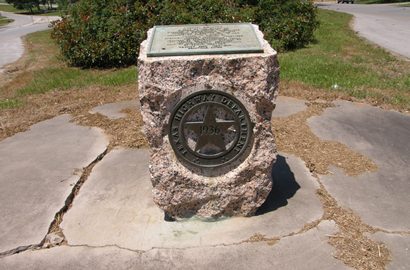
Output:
(316, 182), (391, 270)
(272, 102), (391, 269)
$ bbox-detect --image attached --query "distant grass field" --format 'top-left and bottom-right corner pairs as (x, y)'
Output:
(0, 4), (61, 16)
(279, 9), (410, 109)
(0, 15), (13, 26)
(0, 4), (20, 13)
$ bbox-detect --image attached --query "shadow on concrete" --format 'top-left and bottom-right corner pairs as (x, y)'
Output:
(256, 155), (301, 215)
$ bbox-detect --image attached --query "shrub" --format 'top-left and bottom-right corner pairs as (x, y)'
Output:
(52, 0), (318, 68)
(255, 0), (319, 50)
(52, 0), (142, 67)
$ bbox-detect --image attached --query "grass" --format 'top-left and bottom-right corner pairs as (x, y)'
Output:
(0, 30), (137, 109)
(18, 67), (136, 96)
(0, 4), (21, 13)
(0, 4), (62, 16)
(279, 9), (410, 109)
(38, 10), (62, 16)
(1, 9), (409, 111)
(0, 15), (13, 26)
(0, 98), (20, 109)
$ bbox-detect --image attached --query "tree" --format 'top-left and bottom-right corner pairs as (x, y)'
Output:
(41, 0), (56, 10)
(6, 0), (41, 13)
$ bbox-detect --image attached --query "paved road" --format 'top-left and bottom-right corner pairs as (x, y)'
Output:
(318, 3), (410, 59)
(0, 11), (59, 72)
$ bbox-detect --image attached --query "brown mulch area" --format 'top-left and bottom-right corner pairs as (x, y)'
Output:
(0, 84), (147, 149)
(74, 107), (147, 150)
(272, 101), (377, 176)
(272, 99), (390, 269)
(317, 185), (390, 270)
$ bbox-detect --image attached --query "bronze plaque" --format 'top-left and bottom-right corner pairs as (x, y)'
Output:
(169, 90), (253, 168)
(147, 23), (263, 57)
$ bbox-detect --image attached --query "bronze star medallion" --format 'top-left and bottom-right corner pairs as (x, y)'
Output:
(169, 90), (253, 168)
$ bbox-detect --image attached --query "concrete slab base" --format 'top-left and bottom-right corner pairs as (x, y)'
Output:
(89, 100), (139, 119)
(61, 148), (323, 250)
(0, 115), (108, 253)
(0, 221), (349, 270)
(272, 96), (307, 118)
(308, 101), (410, 231)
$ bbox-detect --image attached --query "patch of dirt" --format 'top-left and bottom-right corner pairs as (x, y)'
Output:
(272, 101), (377, 176)
(245, 233), (279, 246)
(317, 184), (390, 270)
(0, 84), (148, 149)
(74, 107), (147, 149)
(280, 81), (353, 103)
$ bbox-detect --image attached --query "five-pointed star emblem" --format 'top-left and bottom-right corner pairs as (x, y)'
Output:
(184, 105), (236, 154)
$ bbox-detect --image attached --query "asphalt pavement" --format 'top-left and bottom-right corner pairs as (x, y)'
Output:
(318, 3), (410, 59)
(0, 11), (59, 72)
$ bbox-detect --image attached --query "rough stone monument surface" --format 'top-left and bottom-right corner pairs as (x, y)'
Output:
(138, 23), (279, 219)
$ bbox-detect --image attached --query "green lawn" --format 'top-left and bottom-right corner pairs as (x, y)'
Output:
(0, 4), (62, 16)
(17, 67), (136, 96)
(0, 15), (13, 26)
(0, 4), (21, 13)
(1, 9), (409, 110)
(0, 30), (136, 109)
(280, 9), (410, 108)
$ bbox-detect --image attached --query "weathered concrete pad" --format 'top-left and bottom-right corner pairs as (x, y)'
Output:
(1, 221), (350, 270)
(61, 148), (322, 250)
(89, 100), (139, 119)
(370, 232), (410, 270)
(308, 101), (410, 231)
(0, 115), (108, 253)
(272, 96), (307, 118)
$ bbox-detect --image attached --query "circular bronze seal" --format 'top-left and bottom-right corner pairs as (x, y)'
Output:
(169, 90), (253, 168)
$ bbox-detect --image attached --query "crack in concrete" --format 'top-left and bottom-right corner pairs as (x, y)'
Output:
(43, 148), (109, 245)
(315, 179), (391, 270)
(63, 215), (331, 255)
(372, 228), (410, 236)
(0, 244), (40, 259)
(272, 101), (393, 269)
(0, 148), (109, 259)
(0, 216), (326, 258)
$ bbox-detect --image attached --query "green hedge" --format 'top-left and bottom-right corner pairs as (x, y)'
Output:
(52, 0), (318, 68)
